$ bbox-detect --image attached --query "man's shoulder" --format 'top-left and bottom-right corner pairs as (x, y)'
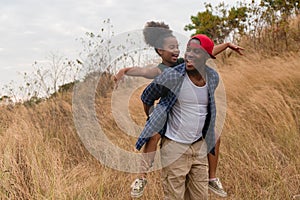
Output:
(159, 63), (185, 76)
(205, 65), (217, 73)
(153, 63), (185, 87)
(206, 66), (219, 78)
(157, 63), (169, 72)
(165, 62), (185, 74)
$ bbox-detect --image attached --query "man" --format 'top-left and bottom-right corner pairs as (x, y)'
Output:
(136, 34), (221, 199)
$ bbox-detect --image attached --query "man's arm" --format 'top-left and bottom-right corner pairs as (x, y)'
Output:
(141, 82), (164, 106)
(141, 68), (172, 118)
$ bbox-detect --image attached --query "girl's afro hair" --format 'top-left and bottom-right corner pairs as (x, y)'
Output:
(143, 21), (174, 48)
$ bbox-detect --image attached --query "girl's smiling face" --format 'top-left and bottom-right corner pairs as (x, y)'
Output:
(157, 36), (180, 66)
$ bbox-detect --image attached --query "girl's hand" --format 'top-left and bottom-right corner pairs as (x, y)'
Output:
(113, 69), (125, 89)
(228, 43), (245, 55)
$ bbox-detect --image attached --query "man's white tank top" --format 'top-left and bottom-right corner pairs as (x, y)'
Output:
(165, 74), (208, 144)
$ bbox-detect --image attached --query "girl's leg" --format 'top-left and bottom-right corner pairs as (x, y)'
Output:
(207, 138), (227, 197)
(208, 137), (220, 179)
(131, 133), (161, 198)
(140, 133), (161, 177)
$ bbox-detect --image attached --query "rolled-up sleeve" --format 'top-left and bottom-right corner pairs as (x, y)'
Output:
(141, 83), (161, 106)
(141, 72), (169, 106)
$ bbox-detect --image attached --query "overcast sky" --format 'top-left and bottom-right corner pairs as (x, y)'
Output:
(0, 0), (249, 92)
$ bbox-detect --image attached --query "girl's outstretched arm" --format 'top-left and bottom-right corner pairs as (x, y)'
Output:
(113, 65), (161, 88)
(212, 42), (244, 56)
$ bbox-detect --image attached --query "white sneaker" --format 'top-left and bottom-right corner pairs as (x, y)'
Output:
(209, 178), (228, 197)
(130, 178), (147, 198)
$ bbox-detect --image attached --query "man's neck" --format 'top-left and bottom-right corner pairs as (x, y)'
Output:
(187, 70), (206, 87)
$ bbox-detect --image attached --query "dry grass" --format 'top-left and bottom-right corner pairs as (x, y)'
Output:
(0, 51), (299, 199)
(213, 51), (300, 199)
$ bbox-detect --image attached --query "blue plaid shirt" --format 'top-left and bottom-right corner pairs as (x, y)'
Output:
(135, 63), (219, 154)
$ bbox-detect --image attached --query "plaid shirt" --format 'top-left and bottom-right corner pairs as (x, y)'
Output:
(135, 63), (219, 154)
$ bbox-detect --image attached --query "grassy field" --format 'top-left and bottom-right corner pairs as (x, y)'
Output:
(0, 51), (299, 199)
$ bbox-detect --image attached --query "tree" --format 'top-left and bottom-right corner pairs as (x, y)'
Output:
(257, 0), (300, 51)
(184, 3), (224, 42)
(184, 2), (248, 43)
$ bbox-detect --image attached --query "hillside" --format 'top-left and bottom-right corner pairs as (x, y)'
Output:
(0, 51), (299, 199)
